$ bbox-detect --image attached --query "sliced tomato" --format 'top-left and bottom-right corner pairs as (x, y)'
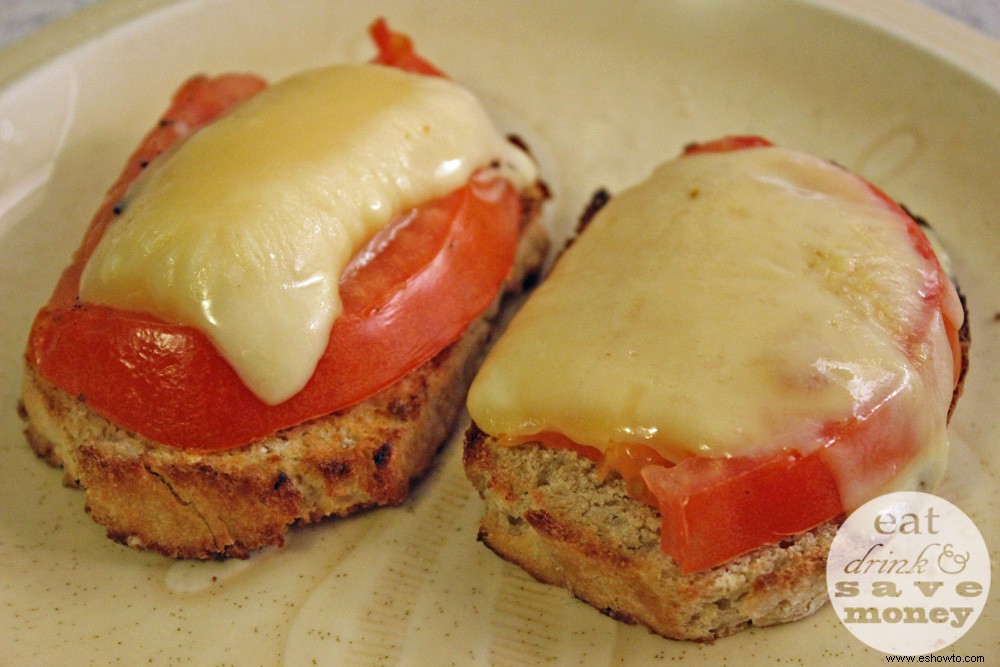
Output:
(47, 73), (268, 309)
(641, 452), (842, 574)
(26, 20), (525, 451)
(28, 178), (521, 450)
(554, 136), (959, 573)
(368, 18), (445, 77)
(641, 395), (931, 573)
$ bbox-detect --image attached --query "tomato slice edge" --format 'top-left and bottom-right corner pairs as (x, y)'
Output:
(504, 135), (960, 573)
(26, 20), (526, 452)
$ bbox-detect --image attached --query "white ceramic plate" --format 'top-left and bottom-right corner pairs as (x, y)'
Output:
(1, 1), (998, 664)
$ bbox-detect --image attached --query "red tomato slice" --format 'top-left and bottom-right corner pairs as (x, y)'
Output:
(641, 452), (843, 574)
(369, 18), (445, 76)
(641, 395), (929, 574)
(587, 136), (958, 573)
(25, 20), (524, 451)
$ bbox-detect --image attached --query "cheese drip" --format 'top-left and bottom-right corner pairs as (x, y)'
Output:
(467, 146), (956, 506)
(80, 64), (536, 405)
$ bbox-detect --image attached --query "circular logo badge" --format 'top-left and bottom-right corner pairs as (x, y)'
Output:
(826, 492), (990, 655)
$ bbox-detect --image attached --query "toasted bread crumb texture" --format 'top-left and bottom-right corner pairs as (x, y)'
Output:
(460, 269), (969, 642)
(19, 187), (548, 559)
(463, 426), (837, 641)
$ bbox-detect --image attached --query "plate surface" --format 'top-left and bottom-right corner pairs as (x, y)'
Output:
(1, 1), (998, 664)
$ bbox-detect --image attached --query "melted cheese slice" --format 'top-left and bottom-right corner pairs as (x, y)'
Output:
(79, 64), (535, 405)
(467, 146), (957, 506)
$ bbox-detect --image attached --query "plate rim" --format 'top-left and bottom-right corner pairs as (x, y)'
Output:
(2, 0), (997, 663)
(3, 0), (1000, 93)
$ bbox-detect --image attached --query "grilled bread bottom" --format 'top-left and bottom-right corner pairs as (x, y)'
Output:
(464, 427), (837, 641)
(20, 185), (549, 559)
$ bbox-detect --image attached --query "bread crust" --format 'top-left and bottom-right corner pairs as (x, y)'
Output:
(20, 184), (548, 559)
(463, 426), (837, 641)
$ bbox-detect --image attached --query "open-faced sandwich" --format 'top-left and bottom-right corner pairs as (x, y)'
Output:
(464, 136), (969, 640)
(19, 19), (549, 559)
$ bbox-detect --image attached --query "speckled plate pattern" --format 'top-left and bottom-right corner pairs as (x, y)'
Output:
(1, 1), (998, 664)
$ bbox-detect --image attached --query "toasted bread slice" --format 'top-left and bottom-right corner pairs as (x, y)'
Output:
(462, 187), (971, 641)
(20, 183), (548, 559)
(464, 427), (837, 641)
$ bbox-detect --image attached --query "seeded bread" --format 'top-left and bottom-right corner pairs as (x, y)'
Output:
(19, 183), (548, 559)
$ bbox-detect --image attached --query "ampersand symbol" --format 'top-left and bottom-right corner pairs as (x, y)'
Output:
(937, 543), (970, 575)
